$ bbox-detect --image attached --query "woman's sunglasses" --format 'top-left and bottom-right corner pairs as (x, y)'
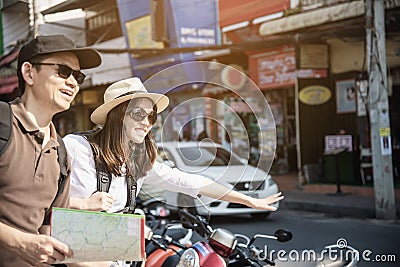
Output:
(128, 108), (157, 124)
(31, 63), (86, 84)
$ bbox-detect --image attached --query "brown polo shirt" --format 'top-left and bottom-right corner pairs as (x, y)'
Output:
(0, 98), (70, 266)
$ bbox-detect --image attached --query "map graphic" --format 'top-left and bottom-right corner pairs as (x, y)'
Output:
(51, 208), (145, 263)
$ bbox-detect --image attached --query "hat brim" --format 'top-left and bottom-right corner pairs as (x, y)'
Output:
(90, 92), (169, 125)
(32, 47), (101, 69)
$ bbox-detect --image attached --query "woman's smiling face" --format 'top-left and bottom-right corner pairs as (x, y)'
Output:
(124, 98), (155, 143)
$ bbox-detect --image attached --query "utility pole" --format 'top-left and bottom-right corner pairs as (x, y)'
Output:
(29, 0), (39, 38)
(366, 0), (396, 219)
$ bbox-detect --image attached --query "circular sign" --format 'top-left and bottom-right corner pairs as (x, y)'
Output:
(221, 64), (246, 91)
(299, 85), (331, 105)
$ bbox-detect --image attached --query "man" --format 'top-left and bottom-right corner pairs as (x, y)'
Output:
(0, 35), (101, 266)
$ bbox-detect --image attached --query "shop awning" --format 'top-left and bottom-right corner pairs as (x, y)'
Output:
(0, 50), (19, 68)
(0, 76), (18, 95)
(259, 1), (365, 36)
(219, 0), (289, 28)
(41, 0), (98, 15)
(0, 48), (19, 95)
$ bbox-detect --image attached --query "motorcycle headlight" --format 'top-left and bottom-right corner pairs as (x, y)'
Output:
(177, 248), (199, 267)
(209, 228), (237, 258)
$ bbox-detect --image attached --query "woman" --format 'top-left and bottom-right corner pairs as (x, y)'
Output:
(63, 77), (283, 265)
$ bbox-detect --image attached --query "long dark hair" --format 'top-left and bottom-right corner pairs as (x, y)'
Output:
(88, 98), (158, 178)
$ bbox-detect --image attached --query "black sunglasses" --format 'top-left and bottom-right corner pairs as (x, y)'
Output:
(128, 108), (157, 124)
(31, 63), (86, 84)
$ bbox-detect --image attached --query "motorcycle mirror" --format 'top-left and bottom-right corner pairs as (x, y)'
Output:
(274, 229), (292, 242)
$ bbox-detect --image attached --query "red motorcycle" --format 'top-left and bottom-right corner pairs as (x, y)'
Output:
(174, 210), (291, 267)
(175, 210), (358, 267)
(141, 210), (358, 267)
(143, 222), (193, 267)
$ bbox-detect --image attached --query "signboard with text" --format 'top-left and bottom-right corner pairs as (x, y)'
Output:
(249, 46), (327, 90)
(166, 0), (220, 47)
(249, 46), (296, 89)
(117, 0), (218, 91)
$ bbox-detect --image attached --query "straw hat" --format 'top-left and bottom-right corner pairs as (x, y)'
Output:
(90, 77), (169, 125)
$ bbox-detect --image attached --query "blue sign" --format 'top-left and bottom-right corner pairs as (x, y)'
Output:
(165, 0), (220, 48)
(116, 0), (219, 93)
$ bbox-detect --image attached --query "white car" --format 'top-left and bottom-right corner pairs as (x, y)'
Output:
(156, 141), (279, 219)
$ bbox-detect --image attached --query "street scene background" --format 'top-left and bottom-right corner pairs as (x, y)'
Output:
(1, 0), (400, 266)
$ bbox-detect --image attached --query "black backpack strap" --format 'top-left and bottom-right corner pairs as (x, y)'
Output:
(0, 101), (12, 156)
(96, 160), (112, 192)
(72, 131), (137, 213)
(73, 131), (112, 193)
(123, 174), (137, 214)
(56, 134), (69, 196)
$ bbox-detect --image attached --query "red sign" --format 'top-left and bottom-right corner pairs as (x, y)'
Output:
(249, 46), (327, 90)
(219, 0), (290, 27)
(249, 46), (296, 90)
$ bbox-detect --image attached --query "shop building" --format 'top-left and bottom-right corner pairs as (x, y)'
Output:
(1, 0), (399, 184)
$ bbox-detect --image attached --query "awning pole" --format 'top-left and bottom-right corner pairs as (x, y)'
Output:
(295, 34), (302, 189)
(295, 75), (302, 189)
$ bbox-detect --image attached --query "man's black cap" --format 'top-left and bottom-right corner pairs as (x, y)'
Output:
(18, 35), (102, 69)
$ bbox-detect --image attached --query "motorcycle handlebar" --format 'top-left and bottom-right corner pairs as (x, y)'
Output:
(178, 209), (211, 237)
(178, 209), (198, 222)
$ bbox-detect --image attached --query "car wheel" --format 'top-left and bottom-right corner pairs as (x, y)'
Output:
(251, 212), (270, 220)
(177, 193), (197, 215)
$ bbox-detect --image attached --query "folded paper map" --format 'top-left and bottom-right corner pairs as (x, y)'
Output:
(51, 208), (145, 263)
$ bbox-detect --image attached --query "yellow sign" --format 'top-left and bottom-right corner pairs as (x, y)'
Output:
(299, 85), (331, 105)
(379, 128), (391, 136)
(125, 15), (164, 49)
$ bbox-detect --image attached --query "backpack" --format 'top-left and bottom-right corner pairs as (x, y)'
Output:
(0, 101), (69, 197)
(74, 131), (137, 214)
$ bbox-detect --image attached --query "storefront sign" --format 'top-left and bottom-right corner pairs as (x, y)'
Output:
(249, 45), (328, 90)
(249, 46), (296, 89)
(300, 44), (329, 69)
(125, 15), (164, 49)
(299, 85), (331, 105)
(118, 0), (218, 89)
(167, 0), (220, 47)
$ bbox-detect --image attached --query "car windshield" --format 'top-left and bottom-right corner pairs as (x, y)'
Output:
(177, 146), (243, 166)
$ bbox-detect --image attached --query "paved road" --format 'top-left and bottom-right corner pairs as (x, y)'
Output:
(208, 209), (400, 267)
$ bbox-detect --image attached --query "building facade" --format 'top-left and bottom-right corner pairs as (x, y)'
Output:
(1, 0), (399, 184)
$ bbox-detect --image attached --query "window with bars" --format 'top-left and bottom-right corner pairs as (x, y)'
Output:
(85, 1), (122, 45)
